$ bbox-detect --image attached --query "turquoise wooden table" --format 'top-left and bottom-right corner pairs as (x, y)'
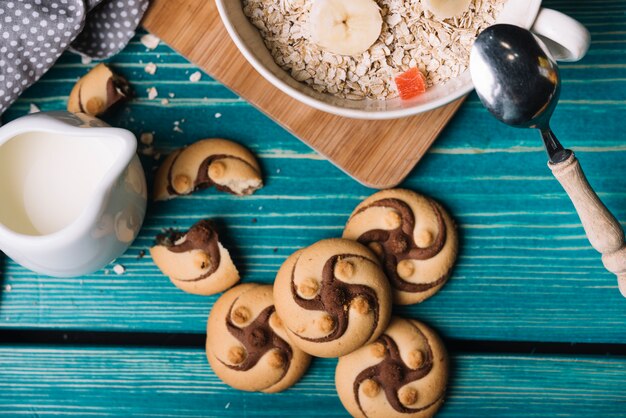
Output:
(1, 0), (625, 416)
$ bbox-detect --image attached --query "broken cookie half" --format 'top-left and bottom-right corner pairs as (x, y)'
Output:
(150, 220), (240, 296)
(153, 138), (263, 201)
(67, 63), (131, 116)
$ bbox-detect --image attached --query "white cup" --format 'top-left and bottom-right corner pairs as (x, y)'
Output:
(498, 0), (590, 62)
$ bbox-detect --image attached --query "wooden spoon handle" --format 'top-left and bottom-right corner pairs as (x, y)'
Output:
(549, 152), (626, 297)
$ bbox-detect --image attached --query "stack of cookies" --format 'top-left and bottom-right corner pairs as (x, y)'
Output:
(150, 139), (458, 418)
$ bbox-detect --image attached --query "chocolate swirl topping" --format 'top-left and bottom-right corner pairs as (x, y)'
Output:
(290, 254), (380, 343)
(355, 198), (448, 292)
(221, 302), (293, 374)
(353, 331), (444, 416)
(156, 220), (221, 281)
(166, 153), (257, 196)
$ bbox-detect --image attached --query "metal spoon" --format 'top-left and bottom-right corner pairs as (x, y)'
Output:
(470, 24), (626, 297)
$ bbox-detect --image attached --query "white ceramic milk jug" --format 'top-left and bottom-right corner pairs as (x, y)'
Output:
(0, 111), (147, 277)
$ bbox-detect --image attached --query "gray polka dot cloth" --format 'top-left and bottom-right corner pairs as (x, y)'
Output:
(0, 0), (150, 114)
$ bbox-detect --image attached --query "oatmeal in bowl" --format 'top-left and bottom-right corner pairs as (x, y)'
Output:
(216, 0), (590, 119)
(242, 0), (503, 101)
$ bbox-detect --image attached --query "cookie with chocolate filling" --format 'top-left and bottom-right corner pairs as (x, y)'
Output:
(153, 138), (263, 201)
(335, 317), (448, 418)
(67, 63), (131, 116)
(343, 189), (458, 305)
(273, 238), (392, 358)
(207, 283), (311, 392)
(150, 220), (239, 296)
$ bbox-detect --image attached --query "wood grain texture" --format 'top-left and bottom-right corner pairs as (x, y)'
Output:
(550, 153), (626, 296)
(0, 346), (624, 417)
(140, 0), (465, 189)
(0, 2), (626, 416)
(1, 1), (626, 345)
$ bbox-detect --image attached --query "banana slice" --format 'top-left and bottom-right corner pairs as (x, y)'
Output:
(309, 0), (383, 57)
(422, 0), (471, 19)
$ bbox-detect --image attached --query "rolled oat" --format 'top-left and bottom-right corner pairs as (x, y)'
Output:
(242, 0), (504, 100)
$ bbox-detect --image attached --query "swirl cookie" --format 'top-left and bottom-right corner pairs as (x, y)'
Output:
(206, 283), (311, 393)
(273, 238), (392, 358)
(153, 138), (263, 201)
(343, 189), (458, 305)
(67, 63), (131, 116)
(335, 317), (448, 418)
(150, 220), (239, 296)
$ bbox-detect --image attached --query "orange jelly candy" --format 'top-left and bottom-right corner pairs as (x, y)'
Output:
(394, 67), (427, 100)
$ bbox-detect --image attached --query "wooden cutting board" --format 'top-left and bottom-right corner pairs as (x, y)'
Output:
(142, 0), (464, 189)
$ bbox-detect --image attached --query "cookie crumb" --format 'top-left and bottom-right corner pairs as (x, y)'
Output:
(276, 168), (281, 174)
(214, 112), (222, 118)
(173, 120), (184, 133)
(4, 284), (12, 292)
(144, 62), (157, 75)
(225, 403), (230, 409)
(168, 92), (175, 98)
(156, 228), (180, 247)
(104, 269), (110, 275)
(138, 250), (146, 259)
(141, 34), (160, 50)
(147, 87), (158, 100)
(252, 218), (257, 223)
(113, 264), (126, 275)
(189, 71), (202, 82)
(81, 55), (92, 65)
(161, 98), (169, 105)
(28, 103), (40, 114)
(273, 248), (278, 253)
(140, 132), (154, 145)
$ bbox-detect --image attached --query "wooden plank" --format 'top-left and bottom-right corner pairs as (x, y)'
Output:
(0, 346), (624, 417)
(140, 0), (464, 189)
(2, 0), (626, 343)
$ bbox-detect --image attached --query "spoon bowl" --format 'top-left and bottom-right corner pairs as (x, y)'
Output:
(470, 24), (560, 129)
(470, 24), (568, 163)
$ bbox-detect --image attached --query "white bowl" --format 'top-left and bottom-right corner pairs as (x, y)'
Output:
(215, 0), (586, 120)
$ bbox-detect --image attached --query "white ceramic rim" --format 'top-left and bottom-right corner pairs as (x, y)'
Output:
(215, 0), (475, 120)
